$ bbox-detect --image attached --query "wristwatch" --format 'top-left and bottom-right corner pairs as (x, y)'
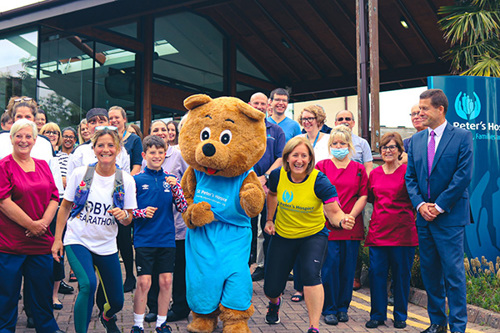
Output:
(264, 173), (270, 181)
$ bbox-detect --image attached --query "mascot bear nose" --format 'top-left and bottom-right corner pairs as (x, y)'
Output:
(202, 143), (216, 157)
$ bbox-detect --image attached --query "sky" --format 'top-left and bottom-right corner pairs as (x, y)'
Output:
(379, 86), (427, 128)
(0, 1), (45, 13)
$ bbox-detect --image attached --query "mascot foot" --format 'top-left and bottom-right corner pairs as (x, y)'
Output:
(219, 304), (254, 333)
(187, 309), (221, 333)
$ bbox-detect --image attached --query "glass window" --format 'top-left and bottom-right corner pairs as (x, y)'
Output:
(153, 12), (224, 92)
(237, 49), (270, 81)
(0, 29), (38, 109)
(94, 42), (139, 122)
(37, 30), (93, 128)
(107, 22), (138, 39)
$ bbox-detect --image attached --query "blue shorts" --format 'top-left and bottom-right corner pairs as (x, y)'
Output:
(185, 221), (252, 313)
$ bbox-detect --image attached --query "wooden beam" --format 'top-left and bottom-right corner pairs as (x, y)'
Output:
(253, 0), (325, 78)
(235, 73), (277, 92)
(72, 27), (144, 53)
(279, 0), (346, 75)
(142, 15), (153, 135)
(357, 0), (370, 140)
(220, 4), (302, 81)
(223, 37), (237, 96)
(378, 16), (414, 65)
(150, 83), (192, 112)
(369, 0), (380, 151)
(309, 0), (357, 62)
(394, 0), (440, 61)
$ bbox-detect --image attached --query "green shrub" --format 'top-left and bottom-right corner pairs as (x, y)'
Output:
(464, 256), (500, 313)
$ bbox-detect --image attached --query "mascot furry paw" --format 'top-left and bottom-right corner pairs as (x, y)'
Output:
(179, 94), (266, 333)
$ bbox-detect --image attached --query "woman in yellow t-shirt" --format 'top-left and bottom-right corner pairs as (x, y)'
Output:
(263, 136), (355, 333)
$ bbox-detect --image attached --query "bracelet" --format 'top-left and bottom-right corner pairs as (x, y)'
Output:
(120, 210), (130, 223)
(266, 219), (273, 223)
(338, 219), (344, 229)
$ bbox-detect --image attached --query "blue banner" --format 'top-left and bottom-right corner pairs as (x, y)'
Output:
(428, 76), (500, 262)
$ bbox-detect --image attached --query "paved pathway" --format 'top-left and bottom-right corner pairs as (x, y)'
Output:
(16, 265), (497, 333)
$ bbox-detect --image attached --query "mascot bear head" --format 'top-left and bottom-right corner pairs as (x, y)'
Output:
(179, 94), (266, 177)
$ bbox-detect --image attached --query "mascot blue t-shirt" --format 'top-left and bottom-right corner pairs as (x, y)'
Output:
(192, 169), (251, 227)
(186, 169), (253, 314)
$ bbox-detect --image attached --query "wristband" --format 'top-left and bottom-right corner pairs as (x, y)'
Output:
(338, 219), (344, 229)
(266, 219), (273, 223)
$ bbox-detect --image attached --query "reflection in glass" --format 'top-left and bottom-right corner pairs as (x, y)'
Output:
(95, 42), (138, 122)
(153, 12), (223, 92)
(37, 31), (93, 129)
(0, 29), (38, 109)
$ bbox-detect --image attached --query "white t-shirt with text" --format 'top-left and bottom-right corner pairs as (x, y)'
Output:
(63, 166), (137, 255)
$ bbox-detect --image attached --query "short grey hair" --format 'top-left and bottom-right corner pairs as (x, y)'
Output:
(335, 110), (354, 120)
(10, 119), (38, 139)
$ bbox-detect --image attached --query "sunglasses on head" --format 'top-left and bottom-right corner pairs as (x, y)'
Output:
(95, 125), (118, 132)
(337, 117), (352, 122)
(14, 97), (33, 103)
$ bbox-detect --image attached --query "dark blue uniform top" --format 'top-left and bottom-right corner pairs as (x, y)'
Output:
(253, 119), (286, 177)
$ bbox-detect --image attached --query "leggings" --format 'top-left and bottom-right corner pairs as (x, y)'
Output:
(117, 223), (134, 280)
(65, 244), (124, 333)
(264, 232), (328, 298)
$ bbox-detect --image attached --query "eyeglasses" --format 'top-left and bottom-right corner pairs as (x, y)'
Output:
(14, 97), (33, 103)
(272, 98), (288, 103)
(95, 125), (118, 132)
(63, 135), (76, 140)
(44, 131), (59, 136)
(302, 117), (316, 123)
(381, 145), (398, 151)
(410, 112), (420, 117)
(337, 117), (352, 122)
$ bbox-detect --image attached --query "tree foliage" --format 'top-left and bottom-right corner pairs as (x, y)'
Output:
(438, 0), (500, 77)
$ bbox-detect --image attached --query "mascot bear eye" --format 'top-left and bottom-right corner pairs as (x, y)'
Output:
(200, 127), (211, 141)
(220, 129), (232, 145)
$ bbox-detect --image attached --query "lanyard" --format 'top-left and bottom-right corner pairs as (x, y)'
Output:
(312, 131), (320, 148)
(122, 130), (127, 139)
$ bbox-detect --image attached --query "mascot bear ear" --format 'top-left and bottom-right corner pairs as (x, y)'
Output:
(237, 100), (266, 122)
(184, 94), (212, 111)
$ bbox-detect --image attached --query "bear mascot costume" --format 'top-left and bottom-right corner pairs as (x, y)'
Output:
(178, 94), (266, 333)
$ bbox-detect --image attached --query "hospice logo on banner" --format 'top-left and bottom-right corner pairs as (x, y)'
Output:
(429, 76), (500, 262)
(455, 92), (481, 121)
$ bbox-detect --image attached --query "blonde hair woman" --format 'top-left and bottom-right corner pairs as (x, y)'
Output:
(315, 125), (368, 325)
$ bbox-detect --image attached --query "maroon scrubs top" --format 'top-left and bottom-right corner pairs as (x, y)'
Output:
(0, 155), (58, 255)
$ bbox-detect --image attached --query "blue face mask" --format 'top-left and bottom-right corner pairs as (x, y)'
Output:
(330, 147), (349, 160)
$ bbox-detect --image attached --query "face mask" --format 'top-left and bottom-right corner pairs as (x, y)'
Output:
(330, 147), (349, 160)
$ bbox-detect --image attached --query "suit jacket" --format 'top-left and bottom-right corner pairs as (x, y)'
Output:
(405, 122), (473, 227)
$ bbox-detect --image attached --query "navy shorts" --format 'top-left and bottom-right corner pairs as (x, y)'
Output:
(135, 247), (176, 276)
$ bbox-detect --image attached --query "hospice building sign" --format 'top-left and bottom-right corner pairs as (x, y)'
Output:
(429, 76), (500, 262)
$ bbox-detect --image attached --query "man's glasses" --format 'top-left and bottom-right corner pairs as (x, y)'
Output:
(63, 135), (76, 140)
(381, 145), (398, 151)
(301, 117), (316, 123)
(272, 98), (288, 103)
(337, 117), (352, 122)
(410, 112), (420, 117)
(44, 131), (59, 136)
(95, 125), (118, 132)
